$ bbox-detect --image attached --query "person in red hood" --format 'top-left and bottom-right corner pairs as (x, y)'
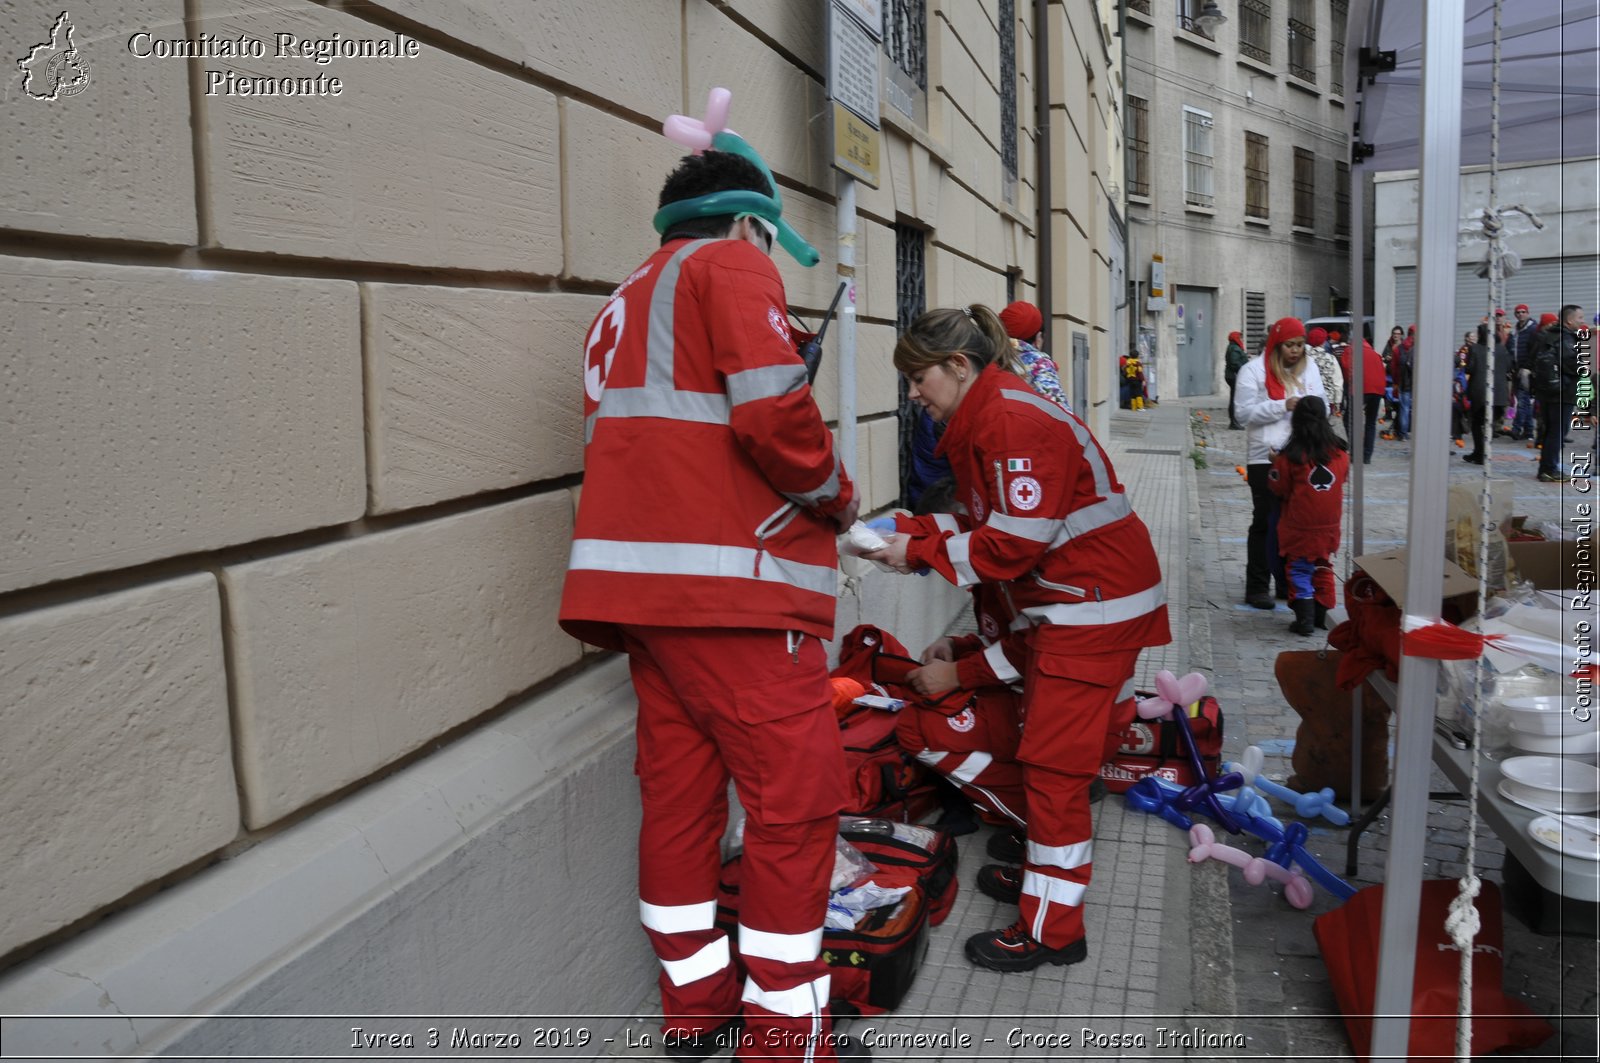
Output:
(1340, 331), (1388, 463)
(1225, 330), (1249, 429)
(1233, 316), (1327, 608)
(866, 304), (1170, 974)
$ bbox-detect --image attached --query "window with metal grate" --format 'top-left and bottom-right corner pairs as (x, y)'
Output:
(1239, 0), (1272, 65)
(1000, 0), (1018, 186)
(883, 0), (927, 91)
(1183, 106), (1215, 209)
(1330, 0), (1347, 95)
(895, 223), (928, 505)
(1288, 0), (1316, 83)
(1128, 95), (1150, 198)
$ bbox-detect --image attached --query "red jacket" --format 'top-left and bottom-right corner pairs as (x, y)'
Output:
(903, 366), (1170, 656)
(560, 238), (853, 650)
(1339, 340), (1387, 396)
(1268, 449), (1349, 558)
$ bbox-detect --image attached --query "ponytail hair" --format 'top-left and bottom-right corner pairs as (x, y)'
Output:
(893, 303), (1022, 377)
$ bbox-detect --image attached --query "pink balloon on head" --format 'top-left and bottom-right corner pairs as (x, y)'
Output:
(663, 87), (734, 154)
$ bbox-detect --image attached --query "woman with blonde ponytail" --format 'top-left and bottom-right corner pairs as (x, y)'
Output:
(864, 303), (1170, 975)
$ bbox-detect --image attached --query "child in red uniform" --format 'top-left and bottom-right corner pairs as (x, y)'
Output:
(1268, 396), (1349, 636)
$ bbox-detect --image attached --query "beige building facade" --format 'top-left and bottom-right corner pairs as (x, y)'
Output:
(0, 0), (1125, 1049)
(1123, 0), (1349, 399)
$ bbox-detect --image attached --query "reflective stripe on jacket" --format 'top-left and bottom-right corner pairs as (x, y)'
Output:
(903, 367), (1170, 656)
(561, 238), (851, 650)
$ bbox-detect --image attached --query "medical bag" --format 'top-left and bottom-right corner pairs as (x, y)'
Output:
(714, 821), (953, 1016)
(836, 702), (940, 821)
(831, 625), (940, 821)
(1098, 692), (1224, 793)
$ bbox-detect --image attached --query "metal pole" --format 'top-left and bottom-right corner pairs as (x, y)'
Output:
(1370, 0), (1467, 1055)
(1348, 160), (1367, 821)
(836, 173), (858, 478)
(1034, 0), (1053, 350)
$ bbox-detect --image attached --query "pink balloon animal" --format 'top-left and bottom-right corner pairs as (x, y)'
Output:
(1188, 824), (1314, 910)
(663, 88), (733, 153)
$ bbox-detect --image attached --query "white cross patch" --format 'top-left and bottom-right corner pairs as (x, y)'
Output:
(1008, 475), (1042, 511)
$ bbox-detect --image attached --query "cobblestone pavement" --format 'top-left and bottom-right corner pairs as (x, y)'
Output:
(604, 400), (1597, 1060)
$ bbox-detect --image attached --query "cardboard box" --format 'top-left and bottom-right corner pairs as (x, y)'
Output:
(1352, 548), (1479, 613)
(1507, 537), (1588, 592)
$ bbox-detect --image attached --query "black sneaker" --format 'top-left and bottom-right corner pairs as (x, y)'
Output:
(976, 863), (1023, 904)
(1245, 592), (1274, 610)
(965, 920), (1088, 972)
(663, 1018), (742, 1062)
(986, 827), (1025, 863)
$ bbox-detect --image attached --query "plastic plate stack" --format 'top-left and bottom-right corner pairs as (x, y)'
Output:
(1501, 695), (1600, 763)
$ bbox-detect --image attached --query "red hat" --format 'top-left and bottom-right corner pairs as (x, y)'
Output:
(1306, 327), (1328, 346)
(1515, 303), (1530, 313)
(998, 301), (1043, 340)
(1228, 330), (1243, 345)
(1539, 312), (1558, 328)
(1329, 330), (1343, 342)
(1266, 316), (1306, 353)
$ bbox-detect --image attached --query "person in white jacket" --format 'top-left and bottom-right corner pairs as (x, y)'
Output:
(1234, 316), (1326, 609)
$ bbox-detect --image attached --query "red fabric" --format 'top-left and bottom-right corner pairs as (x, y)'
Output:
(1267, 449), (1349, 557)
(1327, 572), (1403, 689)
(999, 300), (1043, 340)
(1314, 880), (1552, 1062)
(1262, 317), (1308, 402)
(562, 238), (852, 650)
(1013, 646), (1140, 948)
(1341, 340), (1387, 395)
(622, 626), (848, 1058)
(903, 366), (1171, 657)
(1307, 327), (1329, 346)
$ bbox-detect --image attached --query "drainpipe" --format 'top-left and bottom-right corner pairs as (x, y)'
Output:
(1034, 0), (1052, 347)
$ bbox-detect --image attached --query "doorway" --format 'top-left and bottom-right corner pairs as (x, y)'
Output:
(1174, 286), (1216, 398)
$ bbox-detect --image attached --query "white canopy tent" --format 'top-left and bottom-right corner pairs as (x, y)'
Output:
(1340, 0), (1598, 1056)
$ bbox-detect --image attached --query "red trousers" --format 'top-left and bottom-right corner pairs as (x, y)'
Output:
(622, 626), (848, 1061)
(1014, 647), (1140, 949)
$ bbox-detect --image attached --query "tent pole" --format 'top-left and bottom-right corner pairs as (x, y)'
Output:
(1370, 0), (1467, 1056)
(1348, 161), (1367, 821)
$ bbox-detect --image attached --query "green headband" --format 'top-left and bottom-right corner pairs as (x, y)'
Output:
(651, 130), (820, 267)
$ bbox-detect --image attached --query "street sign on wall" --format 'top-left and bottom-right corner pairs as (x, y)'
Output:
(830, 1), (881, 187)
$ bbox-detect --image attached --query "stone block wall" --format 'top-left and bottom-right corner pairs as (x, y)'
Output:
(0, 0), (1107, 999)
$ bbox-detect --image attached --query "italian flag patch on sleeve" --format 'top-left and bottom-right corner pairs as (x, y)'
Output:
(1007, 458), (1032, 472)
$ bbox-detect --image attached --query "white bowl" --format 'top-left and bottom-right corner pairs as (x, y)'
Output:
(1508, 728), (1600, 762)
(1500, 756), (1600, 803)
(1501, 696), (1595, 737)
(1499, 779), (1600, 815)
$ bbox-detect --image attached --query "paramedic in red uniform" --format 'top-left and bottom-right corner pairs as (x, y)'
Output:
(560, 148), (865, 1061)
(865, 305), (1170, 972)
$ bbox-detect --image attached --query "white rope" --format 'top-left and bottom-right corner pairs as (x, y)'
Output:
(1452, 4), (1505, 1059)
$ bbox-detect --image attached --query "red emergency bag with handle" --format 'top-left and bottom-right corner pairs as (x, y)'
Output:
(1098, 691), (1224, 793)
(830, 625), (940, 821)
(1312, 879), (1551, 1061)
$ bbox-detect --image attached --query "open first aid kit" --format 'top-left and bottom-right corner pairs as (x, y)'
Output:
(716, 819), (956, 1016)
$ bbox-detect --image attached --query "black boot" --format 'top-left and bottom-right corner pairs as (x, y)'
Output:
(1314, 602), (1329, 630)
(1288, 599), (1315, 636)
